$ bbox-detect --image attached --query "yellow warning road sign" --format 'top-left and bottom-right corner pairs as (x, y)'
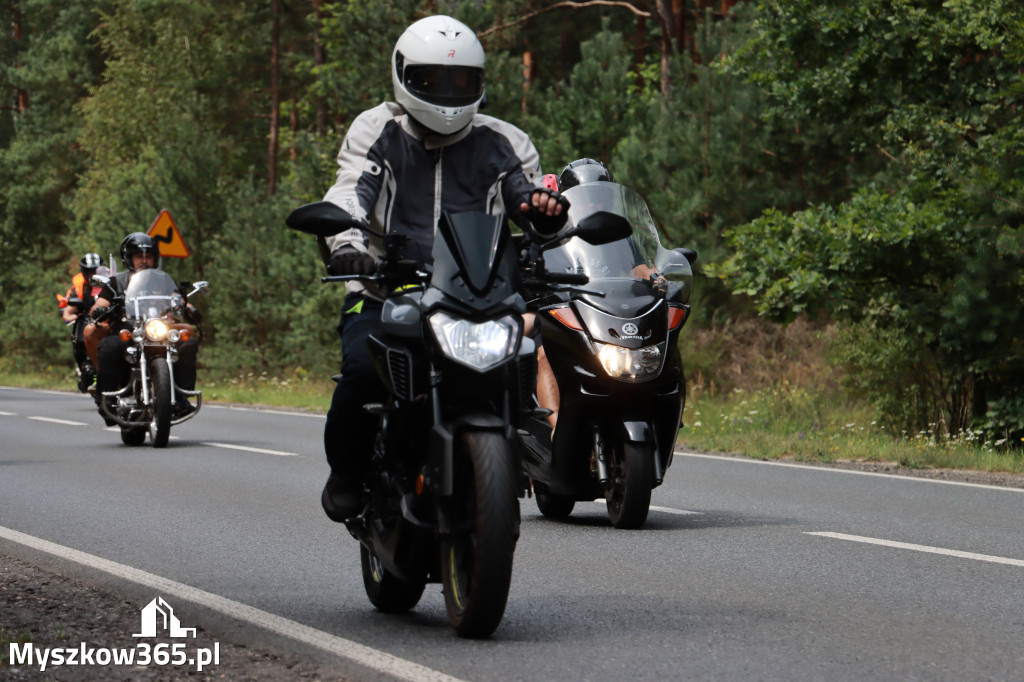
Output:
(146, 209), (190, 258)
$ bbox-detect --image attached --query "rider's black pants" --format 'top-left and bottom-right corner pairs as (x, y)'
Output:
(324, 294), (386, 480)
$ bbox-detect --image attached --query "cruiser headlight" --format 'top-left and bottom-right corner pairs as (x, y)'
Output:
(428, 311), (520, 371)
(144, 318), (169, 341)
(595, 342), (663, 382)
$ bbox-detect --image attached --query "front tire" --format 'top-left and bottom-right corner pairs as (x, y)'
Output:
(149, 359), (172, 448)
(605, 441), (653, 529)
(440, 431), (519, 639)
(360, 544), (426, 613)
(534, 482), (575, 518)
(120, 426), (146, 446)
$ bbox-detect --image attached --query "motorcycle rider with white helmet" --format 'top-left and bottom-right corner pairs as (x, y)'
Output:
(318, 14), (569, 522)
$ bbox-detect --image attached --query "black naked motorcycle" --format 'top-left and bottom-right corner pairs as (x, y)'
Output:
(96, 269), (208, 447)
(518, 181), (697, 529)
(287, 201), (628, 637)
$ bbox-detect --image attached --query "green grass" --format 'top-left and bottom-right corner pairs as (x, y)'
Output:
(3, 362), (1020, 475)
(0, 362), (333, 413)
(680, 384), (1024, 474)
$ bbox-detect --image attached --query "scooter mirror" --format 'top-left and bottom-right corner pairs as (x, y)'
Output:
(672, 247), (698, 265)
(573, 211), (633, 246)
(286, 201), (382, 239)
(90, 274), (111, 286)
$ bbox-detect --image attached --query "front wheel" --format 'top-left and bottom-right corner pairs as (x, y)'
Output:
(148, 359), (172, 448)
(440, 431), (519, 639)
(534, 481), (575, 519)
(120, 426), (146, 446)
(360, 544), (426, 613)
(605, 441), (653, 529)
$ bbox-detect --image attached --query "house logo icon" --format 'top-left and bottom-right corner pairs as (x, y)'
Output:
(133, 597), (197, 638)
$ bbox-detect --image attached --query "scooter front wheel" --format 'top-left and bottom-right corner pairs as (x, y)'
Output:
(605, 441), (653, 529)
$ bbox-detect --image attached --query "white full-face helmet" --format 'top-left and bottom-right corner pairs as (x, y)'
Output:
(392, 15), (485, 135)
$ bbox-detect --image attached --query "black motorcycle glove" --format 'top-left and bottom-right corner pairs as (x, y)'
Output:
(328, 246), (376, 276)
(526, 188), (570, 240)
(186, 306), (202, 325)
(90, 305), (110, 322)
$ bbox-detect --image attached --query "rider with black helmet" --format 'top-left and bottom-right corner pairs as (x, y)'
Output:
(556, 157), (614, 191)
(89, 232), (200, 423)
(59, 252), (103, 391)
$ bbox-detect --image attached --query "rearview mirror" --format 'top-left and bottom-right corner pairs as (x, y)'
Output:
(573, 211), (633, 246)
(286, 201), (381, 239)
(188, 281), (211, 297)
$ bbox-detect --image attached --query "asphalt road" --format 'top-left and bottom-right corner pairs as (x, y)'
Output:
(2, 385), (1023, 681)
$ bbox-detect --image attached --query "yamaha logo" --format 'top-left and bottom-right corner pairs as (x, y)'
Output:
(622, 323), (639, 336)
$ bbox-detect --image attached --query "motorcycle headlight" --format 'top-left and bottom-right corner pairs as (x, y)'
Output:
(428, 312), (520, 371)
(595, 342), (663, 382)
(144, 318), (169, 341)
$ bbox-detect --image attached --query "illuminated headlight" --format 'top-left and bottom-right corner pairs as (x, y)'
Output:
(595, 342), (663, 382)
(144, 319), (169, 341)
(428, 312), (520, 371)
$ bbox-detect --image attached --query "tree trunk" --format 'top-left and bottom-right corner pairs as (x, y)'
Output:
(313, 0), (327, 136)
(12, 0), (29, 112)
(266, 0), (280, 198)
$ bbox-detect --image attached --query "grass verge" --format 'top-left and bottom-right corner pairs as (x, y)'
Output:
(680, 384), (1024, 474)
(4, 363), (1020, 475)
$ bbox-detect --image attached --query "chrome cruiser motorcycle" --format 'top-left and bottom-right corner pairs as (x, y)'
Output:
(96, 269), (208, 447)
(287, 201), (628, 637)
(518, 182), (697, 528)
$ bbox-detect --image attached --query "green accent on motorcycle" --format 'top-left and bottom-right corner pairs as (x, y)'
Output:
(345, 299), (364, 314)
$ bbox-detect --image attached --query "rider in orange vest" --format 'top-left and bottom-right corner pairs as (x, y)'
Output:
(57, 253), (102, 392)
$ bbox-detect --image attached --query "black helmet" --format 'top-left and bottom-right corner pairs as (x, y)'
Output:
(79, 252), (101, 272)
(557, 158), (613, 191)
(120, 232), (160, 272)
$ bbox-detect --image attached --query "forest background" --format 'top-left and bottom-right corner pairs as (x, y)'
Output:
(1, 0), (1022, 459)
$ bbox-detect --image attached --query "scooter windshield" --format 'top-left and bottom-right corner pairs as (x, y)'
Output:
(546, 183), (693, 300)
(123, 269), (182, 324)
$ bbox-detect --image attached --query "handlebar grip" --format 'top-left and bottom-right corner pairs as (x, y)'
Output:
(545, 271), (590, 285)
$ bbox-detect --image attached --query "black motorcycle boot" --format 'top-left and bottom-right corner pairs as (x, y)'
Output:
(97, 395), (117, 427)
(321, 471), (362, 522)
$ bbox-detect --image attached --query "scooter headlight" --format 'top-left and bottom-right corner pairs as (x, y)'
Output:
(428, 311), (520, 371)
(595, 342), (663, 382)
(144, 318), (169, 341)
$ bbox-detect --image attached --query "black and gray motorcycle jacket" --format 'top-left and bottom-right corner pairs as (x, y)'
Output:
(323, 102), (544, 299)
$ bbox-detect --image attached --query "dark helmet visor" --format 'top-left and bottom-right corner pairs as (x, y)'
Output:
(404, 65), (484, 107)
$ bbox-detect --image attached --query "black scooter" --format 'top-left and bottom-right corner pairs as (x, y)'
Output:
(287, 201), (629, 637)
(518, 182), (697, 528)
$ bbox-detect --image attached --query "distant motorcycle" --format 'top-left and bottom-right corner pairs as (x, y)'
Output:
(94, 269), (208, 447)
(287, 200), (628, 637)
(56, 294), (96, 393)
(518, 181), (697, 528)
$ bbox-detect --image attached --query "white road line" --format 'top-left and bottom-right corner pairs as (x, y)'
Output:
(806, 531), (1024, 567)
(0, 411), (16, 416)
(206, 404), (323, 418)
(0, 525), (467, 682)
(202, 442), (299, 457)
(650, 505), (702, 516)
(28, 416), (89, 426)
(577, 501), (702, 516)
(677, 451), (1024, 494)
